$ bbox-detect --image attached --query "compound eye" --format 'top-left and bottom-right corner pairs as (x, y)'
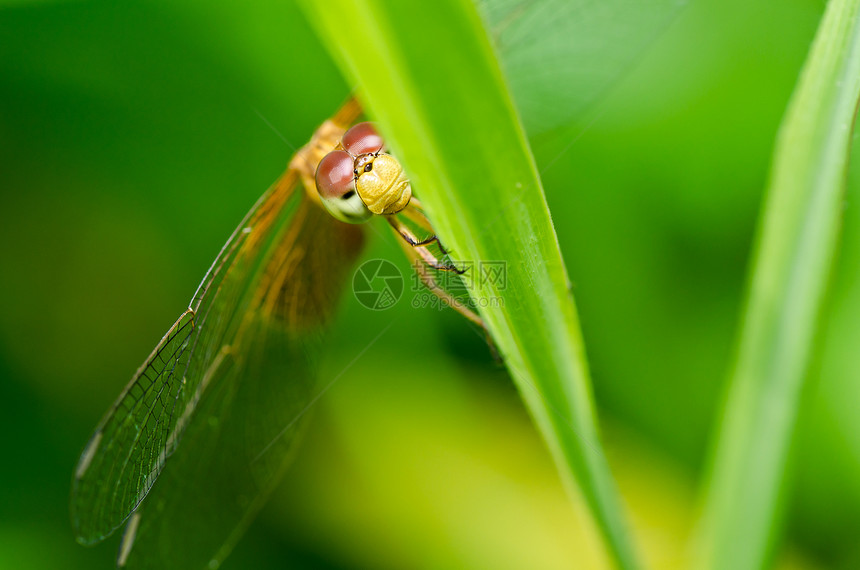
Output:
(342, 122), (384, 156)
(314, 150), (372, 224)
(315, 151), (355, 200)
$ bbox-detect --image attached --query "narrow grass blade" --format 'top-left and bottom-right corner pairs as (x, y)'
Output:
(693, 1), (860, 568)
(298, 1), (639, 567)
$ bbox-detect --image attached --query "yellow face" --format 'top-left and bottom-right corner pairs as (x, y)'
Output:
(315, 122), (413, 222)
(354, 153), (412, 215)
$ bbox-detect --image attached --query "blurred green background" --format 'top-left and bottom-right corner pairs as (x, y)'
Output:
(2, 0), (859, 568)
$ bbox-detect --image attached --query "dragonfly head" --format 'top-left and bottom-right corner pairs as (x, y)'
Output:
(314, 122), (412, 223)
(315, 150), (373, 223)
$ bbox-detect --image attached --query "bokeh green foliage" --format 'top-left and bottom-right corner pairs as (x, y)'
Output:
(2, 0), (860, 569)
(695, 0), (860, 567)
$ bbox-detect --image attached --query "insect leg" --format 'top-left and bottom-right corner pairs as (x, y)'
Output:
(386, 215), (464, 273)
(403, 244), (485, 329)
(389, 205), (498, 354)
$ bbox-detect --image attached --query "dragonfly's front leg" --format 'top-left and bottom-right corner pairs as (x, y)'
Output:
(399, 238), (498, 358)
(409, 254), (485, 329)
(385, 210), (489, 333)
(385, 214), (466, 274)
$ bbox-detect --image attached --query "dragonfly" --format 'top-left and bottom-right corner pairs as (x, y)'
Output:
(70, 97), (485, 569)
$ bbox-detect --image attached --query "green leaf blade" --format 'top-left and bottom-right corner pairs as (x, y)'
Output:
(693, 1), (860, 568)
(299, 1), (639, 568)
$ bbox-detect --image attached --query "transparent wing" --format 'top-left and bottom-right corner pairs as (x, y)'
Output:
(71, 100), (363, 551)
(70, 307), (195, 544)
(69, 171), (292, 543)
(117, 196), (364, 569)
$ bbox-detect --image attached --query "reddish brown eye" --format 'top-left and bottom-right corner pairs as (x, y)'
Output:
(315, 150), (355, 199)
(342, 122), (384, 156)
(315, 149), (372, 224)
